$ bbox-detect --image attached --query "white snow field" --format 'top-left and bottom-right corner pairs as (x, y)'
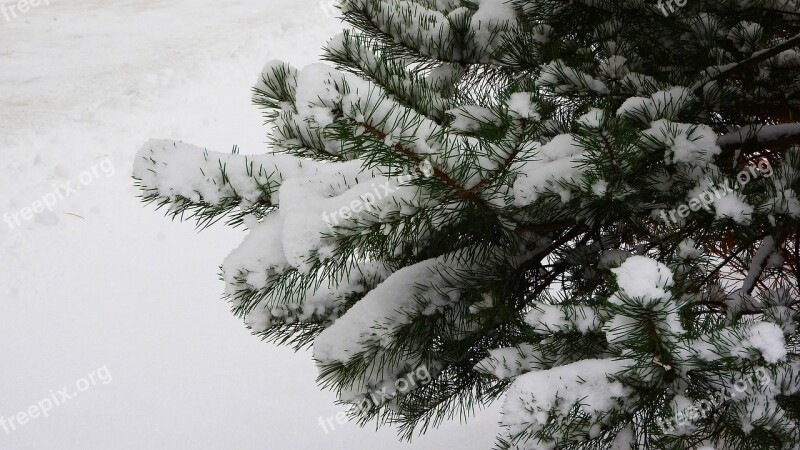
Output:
(0, 1), (499, 449)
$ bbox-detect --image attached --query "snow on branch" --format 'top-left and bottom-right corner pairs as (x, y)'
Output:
(340, 0), (516, 64)
(717, 123), (800, 151)
(133, 139), (368, 224)
(501, 358), (633, 447)
(313, 250), (479, 400)
(692, 32), (800, 94)
(134, 140), (283, 211)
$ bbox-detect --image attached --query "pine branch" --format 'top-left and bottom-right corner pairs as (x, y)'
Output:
(692, 32), (800, 94)
(717, 123), (800, 153)
(355, 120), (497, 211)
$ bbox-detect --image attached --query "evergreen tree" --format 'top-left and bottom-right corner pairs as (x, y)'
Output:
(133, 0), (800, 448)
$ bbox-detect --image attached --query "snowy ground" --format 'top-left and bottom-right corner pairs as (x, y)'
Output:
(0, 1), (499, 449)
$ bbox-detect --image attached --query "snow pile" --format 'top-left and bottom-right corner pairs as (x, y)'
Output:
(243, 259), (390, 331)
(616, 87), (695, 124)
(713, 192), (754, 224)
(737, 398), (786, 435)
(742, 322), (787, 364)
(133, 139), (296, 206)
(276, 172), (424, 271)
(512, 133), (586, 204)
(313, 253), (473, 399)
(609, 256), (673, 305)
(598, 55), (629, 80)
(312, 256), (460, 363)
(774, 360), (800, 396)
(273, 62), (466, 176)
(604, 256), (685, 347)
(447, 104), (502, 132)
(717, 123), (800, 148)
(639, 120), (721, 166)
(223, 214), (289, 294)
(134, 138), (429, 274)
(324, 32), (452, 120)
(339, 0), (456, 59)
(501, 358), (632, 449)
(507, 92), (540, 119)
(470, 0), (518, 57)
(577, 108), (605, 128)
(687, 319), (789, 366)
(537, 60), (609, 94)
(525, 304), (600, 334)
(337, 0), (517, 62)
(678, 239), (702, 260)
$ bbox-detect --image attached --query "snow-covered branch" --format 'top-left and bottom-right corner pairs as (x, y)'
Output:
(717, 123), (800, 151)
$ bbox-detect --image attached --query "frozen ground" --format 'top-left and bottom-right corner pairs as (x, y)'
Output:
(0, 1), (499, 449)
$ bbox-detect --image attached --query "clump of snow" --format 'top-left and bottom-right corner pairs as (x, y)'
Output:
(538, 60), (609, 94)
(773, 360), (800, 395)
(736, 393), (791, 436)
(470, 0), (517, 58)
(617, 87), (695, 123)
(743, 322), (787, 364)
(293, 63), (341, 127)
(447, 105), (501, 132)
(669, 129), (720, 165)
(507, 92), (539, 120)
(713, 192), (753, 224)
(340, 0), (456, 59)
(577, 108), (605, 128)
(603, 256), (684, 349)
(717, 123), (800, 148)
(539, 134), (584, 160)
(639, 120), (721, 166)
(678, 239), (702, 259)
(133, 139), (295, 206)
(314, 256), (460, 363)
(611, 424), (635, 448)
(664, 394), (700, 436)
(525, 304), (599, 334)
(620, 72), (662, 96)
(512, 134), (586, 205)
(254, 60), (297, 99)
(222, 214), (289, 296)
(598, 55), (629, 80)
(610, 256), (673, 304)
(774, 48), (800, 67)
(531, 23), (553, 43)
(427, 62), (464, 89)
(765, 306), (797, 334)
(591, 180), (608, 196)
(243, 260), (390, 331)
(313, 251), (479, 400)
(501, 358), (632, 447)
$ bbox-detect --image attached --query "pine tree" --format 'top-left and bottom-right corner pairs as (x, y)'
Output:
(133, 0), (800, 448)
